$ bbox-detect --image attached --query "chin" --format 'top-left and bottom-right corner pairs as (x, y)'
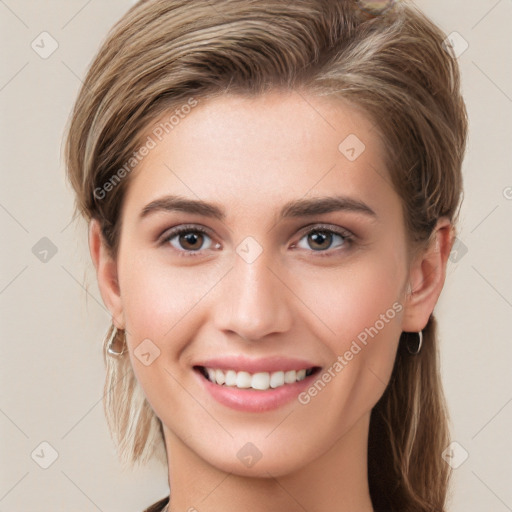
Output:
(191, 435), (317, 478)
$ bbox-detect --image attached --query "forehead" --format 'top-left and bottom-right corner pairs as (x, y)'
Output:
(122, 91), (398, 222)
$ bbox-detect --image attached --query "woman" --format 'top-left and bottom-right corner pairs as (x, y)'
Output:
(64, 0), (468, 510)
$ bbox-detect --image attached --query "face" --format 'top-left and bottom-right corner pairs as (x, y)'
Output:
(94, 91), (440, 477)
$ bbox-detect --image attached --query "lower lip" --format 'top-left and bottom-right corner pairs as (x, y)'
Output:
(195, 369), (317, 412)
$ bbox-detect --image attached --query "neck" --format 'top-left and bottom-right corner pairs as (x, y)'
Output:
(163, 413), (374, 512)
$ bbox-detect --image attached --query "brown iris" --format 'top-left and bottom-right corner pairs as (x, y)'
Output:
(178, 232), (204, 251)
(307, 231), (333, 251)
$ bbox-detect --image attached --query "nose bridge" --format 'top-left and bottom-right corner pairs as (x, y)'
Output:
(214, 242), (292, 341)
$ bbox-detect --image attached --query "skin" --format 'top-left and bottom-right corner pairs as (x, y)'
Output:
(89, 91), (453, 512)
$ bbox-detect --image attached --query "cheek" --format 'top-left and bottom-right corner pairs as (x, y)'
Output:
(116, 255), (203, 416)
(291, 259), (405, 429)
(294, 246), (406, 407)
(296, 248), (406, 346)
(117, 253), (219, 344)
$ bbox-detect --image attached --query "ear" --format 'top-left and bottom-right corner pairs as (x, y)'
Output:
(401, 217), (454, 332)
(89, 218), (125, 329)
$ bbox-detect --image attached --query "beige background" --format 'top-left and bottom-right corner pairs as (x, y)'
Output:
(1, 1), (511, 510)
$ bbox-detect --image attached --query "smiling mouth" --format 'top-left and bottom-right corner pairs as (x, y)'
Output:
(195, 366), (321, 391)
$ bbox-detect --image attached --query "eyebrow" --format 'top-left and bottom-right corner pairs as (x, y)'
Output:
(138, 194), (377, 221)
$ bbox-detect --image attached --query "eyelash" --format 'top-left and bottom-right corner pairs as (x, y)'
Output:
(159, 224), (354, 258)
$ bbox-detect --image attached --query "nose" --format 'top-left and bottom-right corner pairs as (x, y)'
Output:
(212, 246), (293, 342)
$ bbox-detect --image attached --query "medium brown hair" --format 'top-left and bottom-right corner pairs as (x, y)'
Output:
(64, 1), (468, 510)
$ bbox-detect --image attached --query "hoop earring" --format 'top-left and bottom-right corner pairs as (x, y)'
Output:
(106, 325), (126, 357)
(406, 330), (423, 355)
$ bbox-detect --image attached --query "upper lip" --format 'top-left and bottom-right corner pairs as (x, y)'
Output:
(193, 356), (320, 374)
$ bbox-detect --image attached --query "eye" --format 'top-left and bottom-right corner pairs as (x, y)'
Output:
(159, 223), (353, 258)
(293, 225), (353, 255)
(160, 225), (220, 256)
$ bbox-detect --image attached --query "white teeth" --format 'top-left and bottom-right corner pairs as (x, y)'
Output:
(284, 370), (296, 384)
(215, 369), (225, 385)
(225, 369), (237, 386)
(269, 371), (285, 388)
(251, 372), (270, 390)
(235, 371), (252, 388)
(203, 367), (313, 390)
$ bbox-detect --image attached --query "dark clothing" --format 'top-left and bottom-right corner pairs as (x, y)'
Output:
(143, 496), (170, 512)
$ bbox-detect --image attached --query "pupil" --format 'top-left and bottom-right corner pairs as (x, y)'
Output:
(309, 232), (331, 250)
(181, 232), (202, 250)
